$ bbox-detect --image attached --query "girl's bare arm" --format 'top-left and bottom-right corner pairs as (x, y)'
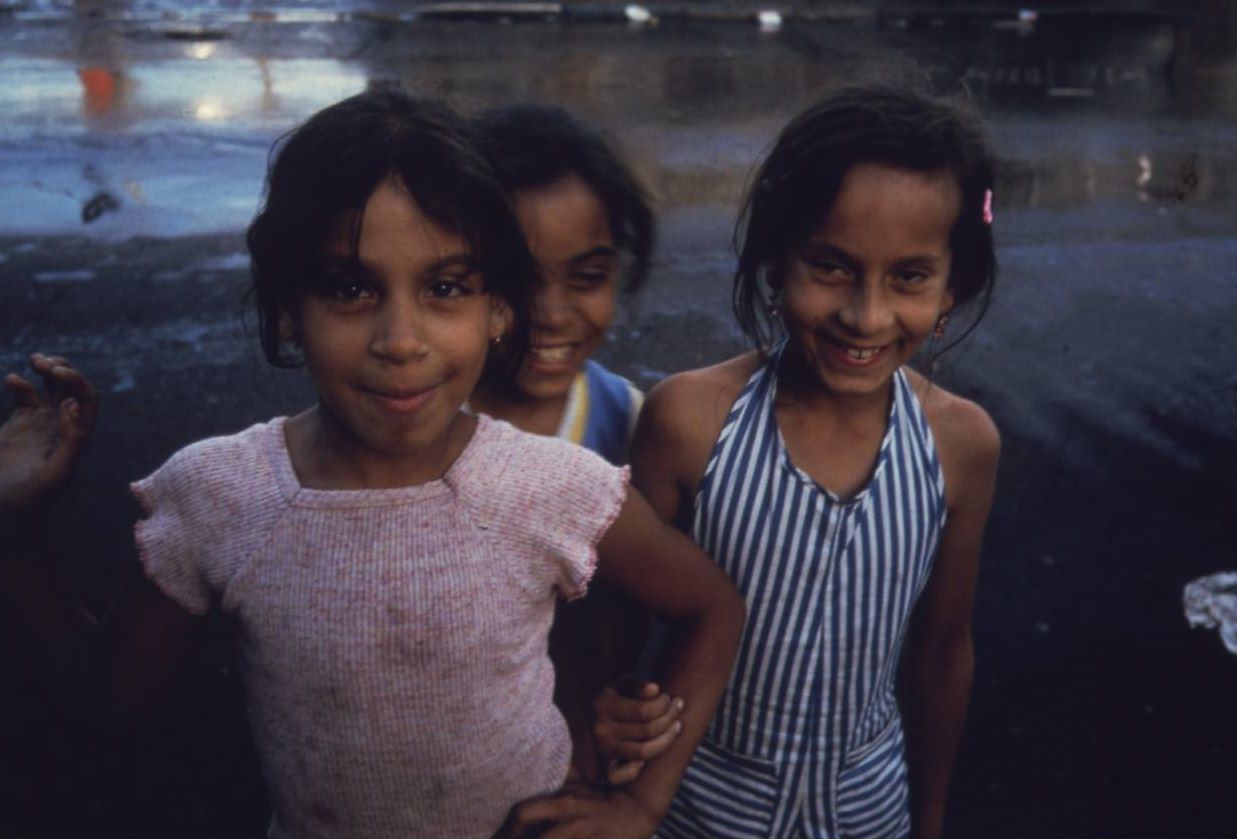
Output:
(501, 489), (744, 837)
(899, 394), (1000, 839)
(500, 371), (746, 837)
(0, 355), (203, 738)
(588, 364), (749, 782)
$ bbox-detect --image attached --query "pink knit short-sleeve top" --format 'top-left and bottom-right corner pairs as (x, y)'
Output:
(131, 414), (628, 839)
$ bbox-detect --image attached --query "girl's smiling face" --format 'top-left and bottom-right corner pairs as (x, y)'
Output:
(292, 177), (506, 482)
(779, 162), (958, 400)
(512, 174), (619, 402)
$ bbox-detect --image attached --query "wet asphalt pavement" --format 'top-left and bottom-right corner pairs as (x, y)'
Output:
(1, 2), (1236, 837)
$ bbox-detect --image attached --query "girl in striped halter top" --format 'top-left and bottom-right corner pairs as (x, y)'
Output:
(596, 86), (1001, 839)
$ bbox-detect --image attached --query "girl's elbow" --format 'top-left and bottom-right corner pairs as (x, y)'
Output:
(726, 586), (746, 626)
(695, 565), (743, 621)
(680, 577), (744, 643)
(920, 629), (973, 675)
(906, 616), (971, 668)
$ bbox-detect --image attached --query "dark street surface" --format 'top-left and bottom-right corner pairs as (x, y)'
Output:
(1, 2), (1235, 837)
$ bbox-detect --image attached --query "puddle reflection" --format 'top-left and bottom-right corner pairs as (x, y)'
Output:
(0, 7), (1235, 235)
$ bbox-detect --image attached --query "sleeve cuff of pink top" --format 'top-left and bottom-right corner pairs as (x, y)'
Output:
(564, 464), (630, 602)
(130, 480), (213, 617)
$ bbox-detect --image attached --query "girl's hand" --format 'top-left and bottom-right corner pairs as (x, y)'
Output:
(0, 354), (98, 519)
(593, 679), (685, 785)
(494, 781), (659, 839)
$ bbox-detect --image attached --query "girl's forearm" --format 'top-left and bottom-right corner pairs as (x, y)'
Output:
(0, 526), (107, 735)
(0, 516), (195, 740)
(621, 592), (744, 822)
(902, 636), (974, 839)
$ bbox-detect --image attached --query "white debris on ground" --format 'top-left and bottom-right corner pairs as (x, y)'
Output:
(1184, 571), (1237, 655)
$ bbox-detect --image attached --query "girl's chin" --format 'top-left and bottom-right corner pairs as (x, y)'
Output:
(525, 360), (577, 380)
(513, 371), (576, 402)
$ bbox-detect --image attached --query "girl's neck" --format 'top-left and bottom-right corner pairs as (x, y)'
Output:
(775, 349), (895, 426)
(285, 406), (477, 491)
(471, 383), (569, 439)
(773, 350), (896, 499)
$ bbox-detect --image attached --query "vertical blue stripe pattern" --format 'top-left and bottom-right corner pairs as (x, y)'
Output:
(657, 346), (946, 839)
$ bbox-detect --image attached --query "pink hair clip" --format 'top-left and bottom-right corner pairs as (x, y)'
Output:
(982, 188), (994, 225)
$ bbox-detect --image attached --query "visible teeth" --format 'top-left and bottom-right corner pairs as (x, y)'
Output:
(532, 346), (573, 363)
(845, 346), (883, 360)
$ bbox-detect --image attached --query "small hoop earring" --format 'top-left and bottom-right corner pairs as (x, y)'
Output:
(933, 313), (950, 339)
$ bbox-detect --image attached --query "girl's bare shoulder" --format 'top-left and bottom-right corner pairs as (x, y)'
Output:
(904, 368), (1001, 493)
(643, 352), (762, 438)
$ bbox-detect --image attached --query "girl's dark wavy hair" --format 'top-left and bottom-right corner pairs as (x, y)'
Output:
(734, 85), (997, 353)
(247, 88), (534, 374)
(473, 103), (655, 294)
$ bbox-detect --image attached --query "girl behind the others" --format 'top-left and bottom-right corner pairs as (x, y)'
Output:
(470, 102), (653, 463)
(471, 104), (679, 781)
(0, 90), (743, 839)
(592, 86), (1001, 839)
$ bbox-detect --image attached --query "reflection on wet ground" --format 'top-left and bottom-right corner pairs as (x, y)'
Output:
(1, 5), (1236, 235)
(1, 4), (1236, 838)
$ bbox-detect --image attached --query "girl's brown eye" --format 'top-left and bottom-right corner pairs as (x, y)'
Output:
(573, 271), (610, 286)
(428, 275), (476, 299)
(806, 259), (850, 279)
(312, 272), (372, 301)
(333, 280), (371, 300)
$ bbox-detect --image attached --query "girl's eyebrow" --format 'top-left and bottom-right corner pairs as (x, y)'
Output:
(803, 241), (944, 268)
(422, 253), (477, 275)
(311, 253), (373, 277)
(315, 252), (360, 267)
(892, 254), (944, 269)
(801, 241), (860, 268)
(568, 245), (617, 265)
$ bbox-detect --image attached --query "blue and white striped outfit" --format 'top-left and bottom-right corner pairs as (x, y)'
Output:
(658, 346), (948, 839)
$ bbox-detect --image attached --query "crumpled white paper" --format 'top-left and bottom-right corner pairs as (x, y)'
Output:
(1183, 572), (1237, 656)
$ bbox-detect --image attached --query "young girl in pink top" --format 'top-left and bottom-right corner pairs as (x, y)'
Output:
(0, 90), (743, 839)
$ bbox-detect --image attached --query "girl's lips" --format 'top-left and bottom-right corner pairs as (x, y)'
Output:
(367, 386), (437, 414)
(526, 344), (578, 375)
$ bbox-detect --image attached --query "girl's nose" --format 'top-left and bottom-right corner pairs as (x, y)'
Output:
(839, 285), (894, 335)
(370, 301), (430, 363)
(533, 278), (571, 331)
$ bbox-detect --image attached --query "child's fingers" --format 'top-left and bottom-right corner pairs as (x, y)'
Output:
(539, 819), (603, 839)
(613, 674), (659, 699)
(604, 758), (645, 785)
(51, 366), (99, 427)
(595, 694), (683, 743)
(31, 354), (78, 393)
(595, 685), (676, 723)
(501, 790), (596, 837)
(56, 398), (88, 448)
(633, 681), (661, 699)
(4, 374), (40, 408)
(29, 353), (69, 380)
(26, 356), (99, 428)
(603, 719), (683, 762)
(598, 700), (682, 744)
